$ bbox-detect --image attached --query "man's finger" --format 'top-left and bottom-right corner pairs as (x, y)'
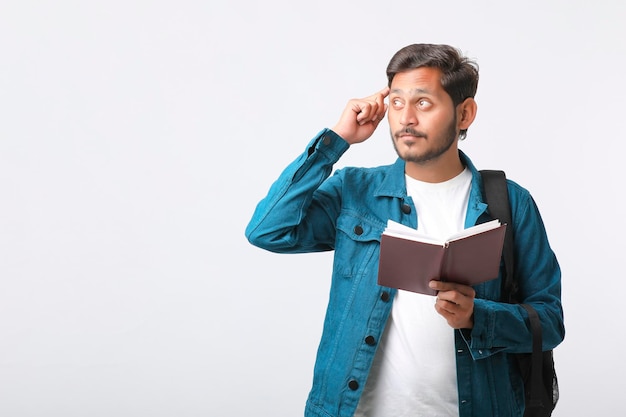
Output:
(429, 281), (476, 298)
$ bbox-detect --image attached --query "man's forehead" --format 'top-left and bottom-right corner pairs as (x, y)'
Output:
(389, 67), (443, 95)
(390, 87), (432, 95)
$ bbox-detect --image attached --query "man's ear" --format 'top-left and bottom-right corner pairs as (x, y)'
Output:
(457, 98), (477, 130)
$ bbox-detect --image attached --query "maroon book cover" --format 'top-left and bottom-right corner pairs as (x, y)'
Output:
(377, 223), (507, 296)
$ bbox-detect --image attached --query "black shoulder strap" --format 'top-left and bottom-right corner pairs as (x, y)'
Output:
(521, 303), (548, 409)
(480, 170), (552, 413)
(480, 170), (516, 302)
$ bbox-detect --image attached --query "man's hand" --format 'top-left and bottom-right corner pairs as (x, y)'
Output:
(429, 281), (476, 329)
(331, 87), (389, 145)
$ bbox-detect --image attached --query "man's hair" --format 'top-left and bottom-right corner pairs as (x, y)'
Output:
(386, 44), (479, 108)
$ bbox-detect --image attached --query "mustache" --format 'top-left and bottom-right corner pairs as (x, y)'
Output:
(394, 127), (427, 139)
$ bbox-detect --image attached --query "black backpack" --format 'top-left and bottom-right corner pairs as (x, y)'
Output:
(480, 170), (559, 417)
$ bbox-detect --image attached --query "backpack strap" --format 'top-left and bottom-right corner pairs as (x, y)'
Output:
(480, 170), (554, 413)
(520, 303), (547, 409)
(479, 170), (516, 302)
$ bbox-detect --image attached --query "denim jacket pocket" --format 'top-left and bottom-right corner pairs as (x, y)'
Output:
(334, 212), (385, 278)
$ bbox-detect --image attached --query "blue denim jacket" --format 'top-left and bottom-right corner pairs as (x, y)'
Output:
(246, 129), (564, 417)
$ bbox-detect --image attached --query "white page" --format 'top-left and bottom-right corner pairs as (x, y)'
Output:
(383, 219), (501, 245)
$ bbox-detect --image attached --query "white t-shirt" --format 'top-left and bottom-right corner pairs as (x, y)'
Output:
(354, 167), (472, 417)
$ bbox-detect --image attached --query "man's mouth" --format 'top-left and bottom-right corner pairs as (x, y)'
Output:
(395, 128), (426, 140)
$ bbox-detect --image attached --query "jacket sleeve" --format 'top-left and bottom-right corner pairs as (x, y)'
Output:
(464, 181), (565, 359)
(245, 128), (350, 254)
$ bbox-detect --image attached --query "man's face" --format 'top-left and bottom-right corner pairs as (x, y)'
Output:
(387, 67), (459, 164)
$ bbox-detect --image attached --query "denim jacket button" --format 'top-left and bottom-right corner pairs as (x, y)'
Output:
(380, 291), (390, 302)
(364, 335), (376, 346)
(322, 136), (331, 145)
(401, 203), (411, 214)
(348, 380), (359, 390)
(354, 225), (363, 235)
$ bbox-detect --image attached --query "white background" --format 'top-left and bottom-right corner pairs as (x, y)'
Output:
(1, 1), (623, 416)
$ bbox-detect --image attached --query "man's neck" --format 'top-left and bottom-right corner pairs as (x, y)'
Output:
(404, 149), (464, 183)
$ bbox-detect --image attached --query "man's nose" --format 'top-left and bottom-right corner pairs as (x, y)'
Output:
(399, 107), (418, 126)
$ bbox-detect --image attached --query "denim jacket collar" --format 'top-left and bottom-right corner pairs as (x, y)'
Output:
(374, 150), (488, 227)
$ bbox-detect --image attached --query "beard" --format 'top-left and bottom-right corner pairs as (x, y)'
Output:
(390, 115), (458, 164)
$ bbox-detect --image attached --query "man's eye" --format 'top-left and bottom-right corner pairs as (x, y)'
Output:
(418, 100), (431, 109)
(392, 99), (403, 107)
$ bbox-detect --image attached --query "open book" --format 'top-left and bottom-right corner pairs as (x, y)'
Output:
(377, 219), (507, 296)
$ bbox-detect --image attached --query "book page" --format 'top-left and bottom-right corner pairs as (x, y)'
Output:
(383, 219), (501, 245)
(382, 220), (442, 245)
(445, 219), (502, 242)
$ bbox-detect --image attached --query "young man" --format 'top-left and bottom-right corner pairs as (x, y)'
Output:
(245, 44), (564, 417)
